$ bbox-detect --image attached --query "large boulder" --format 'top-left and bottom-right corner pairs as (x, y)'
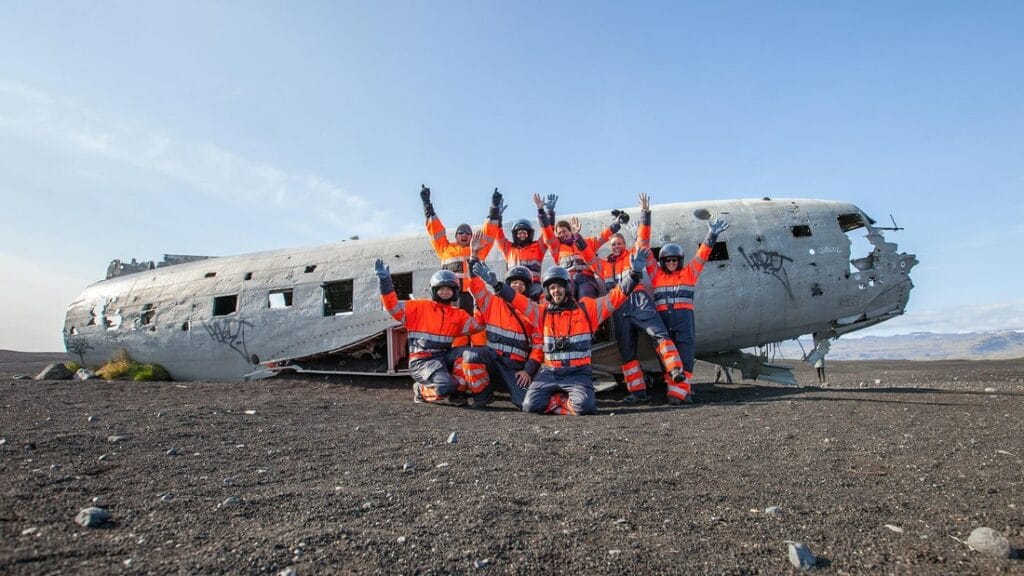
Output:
(35, 363), (72, 381)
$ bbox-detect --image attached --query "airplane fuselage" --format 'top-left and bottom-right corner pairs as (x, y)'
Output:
(63, 198), (917, 381)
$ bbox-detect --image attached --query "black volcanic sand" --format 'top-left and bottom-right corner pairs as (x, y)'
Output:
(2, 351), (1023, 575)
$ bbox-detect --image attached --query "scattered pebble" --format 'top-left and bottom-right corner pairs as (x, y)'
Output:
(436, 462), (450, 468)
(447, 432), (459, 444)
(397, 536), (407, 544)
(244, 410), (256, 415)
(966, 527), (1011, 558)
(166, 447), (178, 456)
(474, 558), (490, 569)
(50, 464), (61, 470)
(160, 494), (174, 503)
(222, 477), (234, 486)
(220, 496), (240, 508)
(91, 496), (104, 505)
(279, 568), (297, 576)
(874, 379), (882, 384)
(608, 549), (622, 556)
(765, 506), (783, 515)
(107, 435), (126, 443)
(786, 541), (815, 570)
(87, 415), (98, 422)
(0, 437), (6, 445)
(884, 524), (904, 534)
(984, 387), (996, 393)
(21, 527), (38, 536)
(402, 461), (415, 473)
(74, 507), (110, 528)
(157, 412), (164, 417)
(361, 501), (373, 510)
(97, 454), (109, 462)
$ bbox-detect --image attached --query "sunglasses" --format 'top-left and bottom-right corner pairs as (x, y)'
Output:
(662, 257), (681, 263)
(456, 231), (472, 235)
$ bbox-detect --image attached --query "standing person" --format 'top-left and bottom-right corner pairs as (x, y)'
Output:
(545, 201), (627, 300)
(815, 357), (826, 384)
(419, 184), (476, 314)
(583, 193), (686, 403)
(481, 190), (557, 301)
(374, 259), (486, 405)
(461, 263), (544, 409)
(472, 248), (650, 416)
(643, 217), (730, 405)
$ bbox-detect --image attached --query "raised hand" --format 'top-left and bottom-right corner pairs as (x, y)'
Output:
(708, 218), (730, 236)
(570, 216), (581, 235)
(533, 193), (544, 209)
(374, 258), (390, 279)
(472, 260), (499, 288)
(544, 194), (559, 212)
(419, 185), (431, 204)
(630, 247), (650, 274)
(638, 192), (650, 211)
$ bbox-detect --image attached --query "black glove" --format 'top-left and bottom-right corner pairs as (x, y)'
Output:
(611, 209), (630, 225)
(374, 258), (394, 294)
(630, 248), (650, 278)
(472, 260), (500, 289)
(488, 188), (506, 222)
(420, 185), (435, 219)
(705, 218), (730, 245)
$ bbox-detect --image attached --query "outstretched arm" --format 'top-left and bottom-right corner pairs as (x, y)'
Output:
(375, 258), (406, 322)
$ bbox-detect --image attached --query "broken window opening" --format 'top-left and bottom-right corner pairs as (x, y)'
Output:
(140, 303), (156, 325)
(790, 225), (812, 238)
(837, 213), (865, 233)
(244, 272), (253, 280)
(181, 321), (190, 332)
(708, 241), (730, 262)
(392, 272), (414, 300)
(269, 289), (294, 309)
(70, 326), (78, 335)
(213, 294), (238, 316)
(323, 280), (354, 315)
(305, 265), (317, 273)
(839, 215), (876, 275)
(204, 272), (217, 278)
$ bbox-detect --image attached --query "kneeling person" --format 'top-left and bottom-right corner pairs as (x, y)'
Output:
(473, 249), (649, 416)
(375, 259), (485, 405)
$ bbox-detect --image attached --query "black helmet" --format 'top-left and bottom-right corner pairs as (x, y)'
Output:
(505, 266), (533, 288)
(658, 243), (684, 272)
(429, 270), (460, 303)
(511, 219), (534, 246)
(541, 266), (570, 288)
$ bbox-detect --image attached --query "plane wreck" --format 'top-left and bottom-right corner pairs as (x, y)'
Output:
(63, 197), (917, 385)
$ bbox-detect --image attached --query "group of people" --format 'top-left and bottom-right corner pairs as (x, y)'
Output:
(373, 186), (730, 416)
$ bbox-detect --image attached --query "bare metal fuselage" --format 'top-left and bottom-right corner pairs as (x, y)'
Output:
(63, 198), (917, 382)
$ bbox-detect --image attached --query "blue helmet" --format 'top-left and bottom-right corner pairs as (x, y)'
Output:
(505, 265), (533, 288)
(511, 219), (535, 246)
(430, 270), (460, 303)
(541, 266), (570, 288)
(658, 243), (684, 272)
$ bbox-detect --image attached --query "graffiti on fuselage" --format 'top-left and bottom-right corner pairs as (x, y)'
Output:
(66, 337), (94, 365)
(737, 247), (795, 300)
(203, 318), (254, 364)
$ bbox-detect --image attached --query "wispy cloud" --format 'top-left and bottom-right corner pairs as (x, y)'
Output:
(0, 79), (390, 238)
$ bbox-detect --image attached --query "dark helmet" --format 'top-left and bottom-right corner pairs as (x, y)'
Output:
(505, 265), (533, 288)
(455, 223), (473, 236)
(658, 243), (684, 272)
(511, 219), (535, 246)
(429, 270), (460, 303)
(541, 266), (570, 288)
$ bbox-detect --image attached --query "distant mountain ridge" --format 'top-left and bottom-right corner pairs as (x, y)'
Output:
(775, 331), (1024, 361)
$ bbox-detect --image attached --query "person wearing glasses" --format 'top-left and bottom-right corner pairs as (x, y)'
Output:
(642, 217), (730, 405)
(419, 184), (481, 315)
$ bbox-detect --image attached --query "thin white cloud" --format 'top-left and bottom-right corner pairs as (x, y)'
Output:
(0, 79), (390, 238)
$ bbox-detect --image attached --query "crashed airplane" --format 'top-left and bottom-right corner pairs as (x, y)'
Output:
(63, 197), (917, 385)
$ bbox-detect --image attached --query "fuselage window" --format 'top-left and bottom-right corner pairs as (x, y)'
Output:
(837, 213), (865, 232)
(392, 272), (414, 300)
(708, 241), (730, 261)
(305, 265), (317, 273)
(791, 225), (812, 237)
(141, 303), (156, 325)
(205, 272), (217, 278)
(213, 294), (238, 316)
(269, 289), (294, 309)
(323, 280), (354, 315)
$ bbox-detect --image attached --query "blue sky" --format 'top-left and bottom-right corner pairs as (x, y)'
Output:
(1, 1), (1021, 351)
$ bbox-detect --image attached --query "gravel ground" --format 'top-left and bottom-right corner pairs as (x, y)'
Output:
(2, 351), (1023, 575)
